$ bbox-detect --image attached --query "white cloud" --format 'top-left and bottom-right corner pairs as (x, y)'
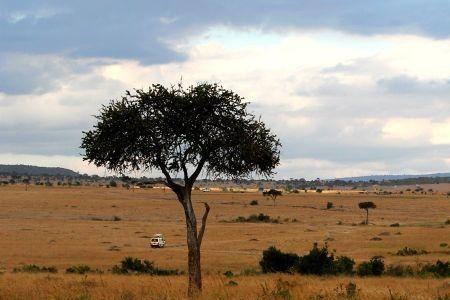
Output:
(1, 28), (450, 178)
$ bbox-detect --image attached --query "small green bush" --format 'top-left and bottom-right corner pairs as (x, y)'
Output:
(250, 200), (259, 206)
(419, 260), (450, 277)
(357, 256), (385, 276)
(66, 265), (92, 274)
(396, 247), (428, 256)
(296, 243), (334, 275)
(112, 257), (180, 275)
(235, 213), (278, 223)
(326, 202), (333, 209)
(259, 246), (299, 273)
(13, 264), (57, 273)
(385, 264), (415, 277)
(223, 270), (234, 278)
(334, 256), (356, 275)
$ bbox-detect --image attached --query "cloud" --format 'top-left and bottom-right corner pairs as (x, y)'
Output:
(2, 1), (450, 64)
(1, 22), (450, 178)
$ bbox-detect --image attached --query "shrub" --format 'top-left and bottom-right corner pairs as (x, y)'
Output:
(250, 200), (259, 206)
(13, 264), (57, 273)
(296, 243), (334, 275)
(109, 180), (117, 187)
(235, 213), (278, 223)
(419, 260), (450, 277)
(385, 264), (414, 277)
(66, 265), (92, 274)
(357, 256), (384, 276)
(334, 256), (356, 275)
(112, 257), (180, 275)
(223, 270), (234, 278)
(259, 246), (299, 273)
(396, 247), (428, 256)
(445, 219), (450, 225)
(326, 202), (333, 209)
(390, 223), (400, 227)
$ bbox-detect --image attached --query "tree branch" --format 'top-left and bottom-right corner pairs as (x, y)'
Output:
(197, 202), (210, 246)
(188, 156), (207, 185)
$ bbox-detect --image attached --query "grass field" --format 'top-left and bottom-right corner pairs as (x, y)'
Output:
(0, 185), (449, 299)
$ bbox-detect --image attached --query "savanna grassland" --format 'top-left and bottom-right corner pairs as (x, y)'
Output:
(0, 185), (449, 299)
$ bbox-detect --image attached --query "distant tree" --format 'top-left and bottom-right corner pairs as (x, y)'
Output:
(263, 189), (282, 206)
(22, 178), (30, 191)
(109, 180), (117, 187)
(81, 82), (281, 296)
(358, 201), (376, 224)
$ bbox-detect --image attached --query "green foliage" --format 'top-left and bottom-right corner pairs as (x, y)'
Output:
(357, 256), (385, 276)
(419, 260), (450, 277)
(259, 246), (299, 273)
(334, 256), (356, 275)
(396, 247), (428, 256)
(223, 270), (234, 278)
(109, 180), (117, 187)
(326, 202), (333, 209)
(296, 243), (335, 275)
(385, 265), (414, 277)
(235, 213), (278, 223)
(81, 82), (281, 180)
(66, 265), (92, 274)
(13, 264), (57, 273)
(260, 244), (355, 275)
(111, 257), (180, 275)
(250, 200), (259, 206)
(358, 201), (376, 210)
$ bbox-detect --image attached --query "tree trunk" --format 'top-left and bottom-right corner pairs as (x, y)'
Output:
(366, 209), (369, 224)
(180, 189), (203, 298)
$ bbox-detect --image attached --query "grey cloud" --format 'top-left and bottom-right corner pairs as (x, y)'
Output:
(1, 0), (450, 65)
(0, 54), (100, 95)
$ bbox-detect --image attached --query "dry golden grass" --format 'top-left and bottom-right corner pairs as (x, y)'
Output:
(0, 185), (449, 299)
(0, 273), (448, 300)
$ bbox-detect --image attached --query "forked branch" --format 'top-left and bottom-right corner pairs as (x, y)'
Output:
(197, 202), (210, 246)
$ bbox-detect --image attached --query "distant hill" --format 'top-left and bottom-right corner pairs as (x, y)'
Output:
(0, 164), (79, 176)
(336, 172), (450, 182)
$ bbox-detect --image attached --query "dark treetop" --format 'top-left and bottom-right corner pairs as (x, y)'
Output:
(81, 83), (281, 187)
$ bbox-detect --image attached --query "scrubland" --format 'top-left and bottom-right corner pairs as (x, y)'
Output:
(0, 186), (448, 299)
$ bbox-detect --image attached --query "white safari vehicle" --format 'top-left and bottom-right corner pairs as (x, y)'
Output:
(150, 234), (166, 248)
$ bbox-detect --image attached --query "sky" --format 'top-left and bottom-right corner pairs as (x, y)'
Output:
(1, 0), (450, 179)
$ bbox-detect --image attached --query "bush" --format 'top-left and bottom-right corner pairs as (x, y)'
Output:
(13, 264), (57, 273)
(419, 260), (450, 277)
(236, 213), (278, 223)
(334, 256), (356, 275)
(357, 256), (385, 276)
(250, 200), (259, 206)
(396, 247), (428, 256)
(109, 180), (117, 187)
(66, 265), (92, 274)
(112, 257), (180, 275)
(326, 202), (333, 209)
(296, 243), (334, 275)
(259, 246), (299, 273)
(385, 264), (414, 277)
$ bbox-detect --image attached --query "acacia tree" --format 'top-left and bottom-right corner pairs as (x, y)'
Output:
(358, 201), (376, 224)
(263, 189), (282, 206)
(81, 82), (281, 296)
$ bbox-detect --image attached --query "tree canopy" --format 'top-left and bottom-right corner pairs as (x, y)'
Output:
(81, 83), (281, 188)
